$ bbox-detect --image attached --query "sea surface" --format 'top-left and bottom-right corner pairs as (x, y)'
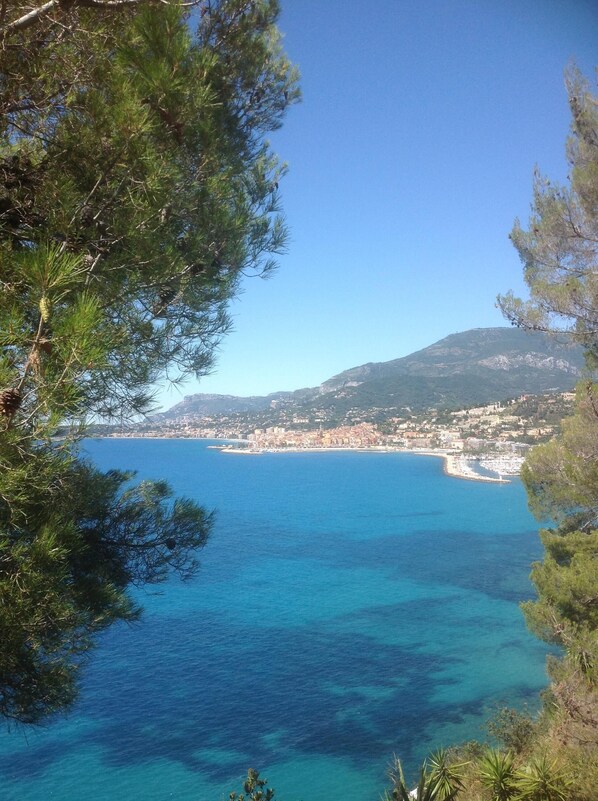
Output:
(0, 439), (549, 801)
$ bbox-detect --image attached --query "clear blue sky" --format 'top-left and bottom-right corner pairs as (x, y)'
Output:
(157, 0), (597, 410)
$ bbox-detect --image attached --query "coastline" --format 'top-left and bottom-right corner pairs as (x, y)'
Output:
(216, 444), (515, 483)
(94, 436), (519, 484)
(441, 453), (510, 483)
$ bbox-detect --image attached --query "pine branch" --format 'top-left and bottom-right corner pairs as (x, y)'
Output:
(1, 0), (202, 38)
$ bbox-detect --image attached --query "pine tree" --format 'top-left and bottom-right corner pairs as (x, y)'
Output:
(0, 0), (299, 723)
(499, 66), (598, 780)
(498, 66), (598, 354)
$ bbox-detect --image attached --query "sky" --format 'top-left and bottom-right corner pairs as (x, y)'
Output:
(157, 0), (598, 411)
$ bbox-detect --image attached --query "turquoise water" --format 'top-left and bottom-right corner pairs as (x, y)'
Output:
(0, 440), (548, 801)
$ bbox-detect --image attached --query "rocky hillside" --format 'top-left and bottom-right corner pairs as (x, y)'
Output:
(158, 328), (585, 420)
(322, 328), (581, 387)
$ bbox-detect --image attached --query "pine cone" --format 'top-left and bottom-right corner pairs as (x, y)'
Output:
(152, 287), (177, 317)
(0, 388), (22, 418)
(159, 287), (177, 305)
(80, 205), (95, 226)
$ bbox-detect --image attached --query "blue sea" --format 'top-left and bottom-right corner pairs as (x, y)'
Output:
(0, 439), (549, 801)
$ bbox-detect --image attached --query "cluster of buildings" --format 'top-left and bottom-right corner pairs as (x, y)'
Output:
(103, 393), (574, 462)
(246, 423), (380, 450)
(240, 422), (528, 455)
(394, 392), (574, 451)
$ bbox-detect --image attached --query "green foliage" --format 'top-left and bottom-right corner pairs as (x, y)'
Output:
(496, 64), (598, 798)
(1, 0), (299, 430)
(229, 769), (275, 801)
(385, 750), (467, 801)
(427, 749), (468, 801)
(521, 528), (598, 644)
(486, 708), (536, 756)
(0, 444), (211, 723)
(478, 749), (517, 801)
(518, 387), (598, 689)
(521, 383), (598, 530)
(514, 756), (570, 801)
(0, 1), (298, 723)
(498, 67), (598, 349)
(382, 747), (575, 801)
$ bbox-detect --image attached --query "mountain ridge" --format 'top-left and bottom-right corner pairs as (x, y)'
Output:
(157, 327), (585, 420)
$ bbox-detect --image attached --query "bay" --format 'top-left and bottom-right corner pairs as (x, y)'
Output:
(0, 439), (549, 801)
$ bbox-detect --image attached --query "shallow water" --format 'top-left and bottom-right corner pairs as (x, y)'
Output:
(0, 440), (548, 801)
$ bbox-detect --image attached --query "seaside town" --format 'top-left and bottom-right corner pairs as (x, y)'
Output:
(102, 390), (576, 482)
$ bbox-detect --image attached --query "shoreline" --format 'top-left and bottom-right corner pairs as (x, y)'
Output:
(216, 444), (514, 483)
(441, 453), (510, 483)
(92, 436), (518, 484)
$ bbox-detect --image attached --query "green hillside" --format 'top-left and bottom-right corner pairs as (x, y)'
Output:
(161, 327), (585, 420)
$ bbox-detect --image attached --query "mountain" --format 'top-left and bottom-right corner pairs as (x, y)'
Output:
(310, 327), (584, 413)
(156, 386), (319, 419)
(158, 328), (586, 420)
(322, 328), (581, 388)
